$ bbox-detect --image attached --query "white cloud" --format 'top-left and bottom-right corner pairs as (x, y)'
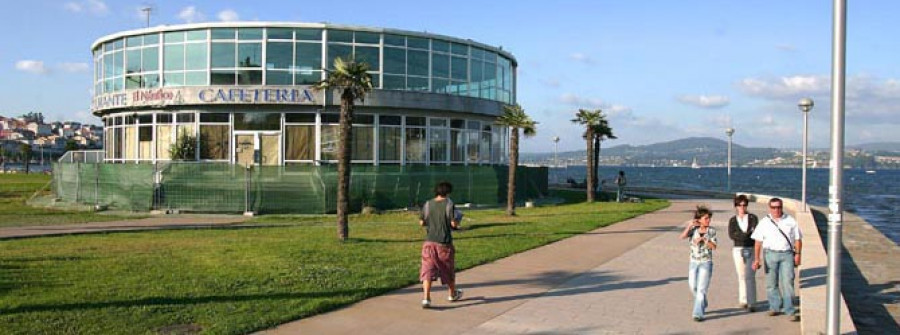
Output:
(178, 6), (206, 23)
(569, 53), (594, 64)
(738, 74), (900, 125)
(676, 95), (730, 109)
(15, 60), (48, 74)
(217, 9), (239, 22)
(64, 0), (108, 15)
(559, 93), (604, 109)
(58, 62), (89, 73)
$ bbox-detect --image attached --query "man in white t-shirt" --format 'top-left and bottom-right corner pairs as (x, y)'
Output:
(751, 197), (803, 321)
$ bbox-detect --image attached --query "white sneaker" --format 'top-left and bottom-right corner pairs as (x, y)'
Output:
(448, 289), (463, 302)
(421, 299), (431, 308)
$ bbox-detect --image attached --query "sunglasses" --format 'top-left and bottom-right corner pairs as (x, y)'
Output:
(737, 204), (749, 207)
(769, 206), (783, 209)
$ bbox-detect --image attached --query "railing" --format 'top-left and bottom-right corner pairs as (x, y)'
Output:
(58, 150), (104, 163)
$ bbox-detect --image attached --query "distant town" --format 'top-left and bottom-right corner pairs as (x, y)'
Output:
(0, 112), (102, 165)
(521, 137), (900, 169)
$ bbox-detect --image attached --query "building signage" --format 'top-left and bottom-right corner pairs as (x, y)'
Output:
(91, 86), (319, 112)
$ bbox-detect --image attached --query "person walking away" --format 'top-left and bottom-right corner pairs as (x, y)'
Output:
(419, 181), (463, 308)
(679, 206), (717, 322)
(751, 197), (802, 321)
(728, 194), (759, 312)
(615, 170), (627, 202)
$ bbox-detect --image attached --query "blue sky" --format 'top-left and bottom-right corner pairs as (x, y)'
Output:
(1, 0), (897, 152)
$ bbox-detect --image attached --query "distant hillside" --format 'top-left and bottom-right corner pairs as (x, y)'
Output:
(522, 137), (779, 166)
(849, 142), (900, 153)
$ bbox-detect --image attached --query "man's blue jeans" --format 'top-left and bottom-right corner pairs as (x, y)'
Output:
(764, 249), (796, 315)
(688, 260), (713, 318)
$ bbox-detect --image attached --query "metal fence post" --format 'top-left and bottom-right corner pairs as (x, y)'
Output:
(75, 163), (81, 203)
(94, 163), (100, 208)
(244, 165), (251, 215)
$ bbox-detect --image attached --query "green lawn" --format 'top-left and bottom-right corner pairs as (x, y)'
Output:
(0, 174), (143, 228)
(0, 190), (668, 334)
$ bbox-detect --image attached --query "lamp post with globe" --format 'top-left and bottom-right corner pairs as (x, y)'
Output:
(725, 127), (735, 191)
(798, 97), (814, 212)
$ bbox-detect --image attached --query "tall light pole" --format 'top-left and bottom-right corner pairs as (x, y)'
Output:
(725, 127), (735, 191)
(552, 136), (560, 168)
(826, 0), (847, 333)
(798, 98), (814, 213)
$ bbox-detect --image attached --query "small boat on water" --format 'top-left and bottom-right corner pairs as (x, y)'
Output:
(866, 170), (876, 174)
(691, 157), (700, 169)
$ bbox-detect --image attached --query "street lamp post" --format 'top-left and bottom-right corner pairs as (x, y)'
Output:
(725, 127), (735, 191)
(552, 136), (560, 168)
(826, 0), (847, 332)
(798, 98), (814, 212)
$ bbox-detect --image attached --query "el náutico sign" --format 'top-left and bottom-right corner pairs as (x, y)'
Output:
(91, 86), (319, 113)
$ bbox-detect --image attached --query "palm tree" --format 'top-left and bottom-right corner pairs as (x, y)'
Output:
(314, 57), (373, 241)
(496, 104), (537, 216)
(571, 109), (604, 202)
(590, 119), (616, 199)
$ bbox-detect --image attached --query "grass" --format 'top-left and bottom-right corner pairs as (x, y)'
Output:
(0, 174), (144, 228)
(0, 190), (667, 334)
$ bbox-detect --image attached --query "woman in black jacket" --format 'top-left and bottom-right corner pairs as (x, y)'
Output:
(728, 194), (759, 312)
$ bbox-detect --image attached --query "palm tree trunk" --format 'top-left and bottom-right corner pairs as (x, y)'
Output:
(585, 130), (595, 202)
(507, 128), (519, 216)
(592, 136), (600, 199)
(336, 90), (354, 241)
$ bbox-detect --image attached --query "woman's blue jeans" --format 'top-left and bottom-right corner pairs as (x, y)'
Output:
(688, 260), (713, 318)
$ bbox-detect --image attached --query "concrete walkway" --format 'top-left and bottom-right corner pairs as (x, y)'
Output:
(261, 199), (800, 334)
(0, 215), (249, 240)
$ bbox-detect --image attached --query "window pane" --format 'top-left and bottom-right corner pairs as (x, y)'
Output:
(430, 128), (448, 162)
(285, 113), (315, 123)
(357, 31), (380, 44)
(470, 60), (483, 82)
(379, 115), (401, 125)
(384, 47), (405, 74)
(210, 71), (235, 85)
(352, 126), (374, 160)
(406, 116), (425, 126)
(211, 43), (235, 68)
(296, 43), (322, 70)
(384, 34), (405, 46)
(431, 40), (449, 53)
(431, 53), (449, 78)
(407, 76), (428, 91)
(467, 130), (479, 163)
(295, 71), (321, 85)
(126, 49), (142, 74)
(451, 56), (467, 81)
(407, 36), (428, 49)
(328, 30), (353, 43)
(266, 42), (293, 69)
(200, 113), (229, 122)
(164, 45), (184, 71)
(199, 125), (230, 160)
(451, 129), (464, 162)
(296, 28), (322, 41)
(237, 70), (262, 85)
(451, 43), (468, 56)
(212, 28), (235, 40)
(164, 72), (184, 87)
(285, 125), (314, 160)
(126, 75), (141, 89)
(186, 30), (206, 41)
(267, 28), (293, 40)
(185, 72), (207, 86)
(407, 50), (428, 76)
(164, 32), (184, 43)
(378, 127), (401, 161)
(405, 127), (426, 162)
(238, 43), (262, 67)
(266, 70), (293, 85)
(184, 44), (207, 70)
(432, 78), (449, 94)
(234, 112), (280, 130)
(480, 131), (491, 162)
(143, 74), (160, 88)
(355, 46), (379, 71)
(144, 34), (159, 45)
(177, 113), (194, 123)
(143, 47), (159, 71)
(157, 125), (172, 160)
(238, 28), (263, 40)
(320, 125), (338, 160)
(157, 113), (173, 123)
(321, 113), (340, 124)
(383, 74), (404, 90)
(327, 44), (352, 69)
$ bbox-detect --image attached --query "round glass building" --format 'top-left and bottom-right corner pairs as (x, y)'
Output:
(91, 22), (517, 167)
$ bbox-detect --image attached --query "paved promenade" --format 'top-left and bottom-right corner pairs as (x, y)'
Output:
(262, 199), (800, 334)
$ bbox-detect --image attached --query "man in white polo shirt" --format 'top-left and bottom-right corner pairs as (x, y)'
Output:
(751, 197), (803, 322)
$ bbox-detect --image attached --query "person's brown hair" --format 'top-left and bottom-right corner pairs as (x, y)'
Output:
(434, 181), (453, 197)
(694, 205), (712, 220)
(734, 194), (749, 207)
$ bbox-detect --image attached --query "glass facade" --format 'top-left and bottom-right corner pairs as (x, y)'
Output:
(94, 25), (515, 104)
